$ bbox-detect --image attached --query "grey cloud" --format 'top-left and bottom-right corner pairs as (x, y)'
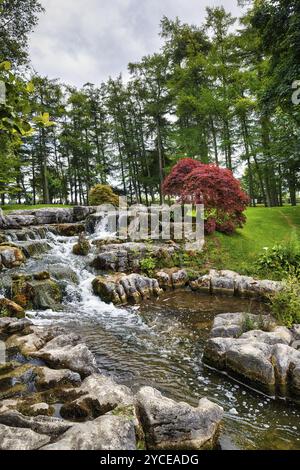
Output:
(29, 0), (242, 87)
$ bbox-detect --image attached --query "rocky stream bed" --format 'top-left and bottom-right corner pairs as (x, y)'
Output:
(0, 206), (299, 450)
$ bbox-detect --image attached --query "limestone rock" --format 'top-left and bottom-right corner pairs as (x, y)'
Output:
(0, 423), (50, 450)
(32, 342), (98, 378)
(0, 298), (25, 319)
(60, 373), (134, 420)
(0, 410), (72, 437)
(92, 273), (162, 305)
(41, 415), (136, 450)
(35, 366), (82, 391)
(72, 233), (91, 256)
(0, 245), (25, 268)
(136, 387), (223, 450)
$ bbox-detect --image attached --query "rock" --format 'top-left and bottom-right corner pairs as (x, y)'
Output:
(91, 242), (178, 273)
(41, 414), (136, 450)
(51, 223), (85, 237)
(72, 233), (91, 256)
(2, 318), (32, 335)
(156, 269), (188, 290)
(211, 273), (235, 296)
(6, 331), (48, 356)
(0, 423), (50, 450)
(272, 344), (300, 392)
(35, 367), (81, 391)
(225, 341), (275, 392)
(155, 271), (173, 289)
(0, 245), (25, 268)
(240, 330), (291, 346)
(32, 342), (98, 378)
(292, 325), (300, 341)
(60, 373), (134, 420)
(48, 264), (79, 285)
(92, 273), (162, 305)
(0, 298), (25, 319)
(17, 240), (51, 258)
(12, 274), (62, 310)
(190, 275), (211, 294)
(0, 208), (75, 230)
(73, 206), (96, 222)
(5, 326), (62, 356)
(0, 412), (73, 437)
(203, 337), (235, 369)
(209, 312), (274, 339)
(203, 337), (276, 394)
(136, 387), (223, 450)
(190, 270), (283, 299)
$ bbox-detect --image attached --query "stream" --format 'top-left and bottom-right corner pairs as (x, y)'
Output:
(7, 223), (300, 451)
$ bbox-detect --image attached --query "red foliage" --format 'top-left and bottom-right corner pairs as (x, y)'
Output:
(163, 158), (249, 234)
(163, 158), (203, 196)
(204, 218), (217, 235)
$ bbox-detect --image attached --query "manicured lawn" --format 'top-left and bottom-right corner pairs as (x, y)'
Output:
(204, 206), (300, 276)
(1, 204), (71, 213)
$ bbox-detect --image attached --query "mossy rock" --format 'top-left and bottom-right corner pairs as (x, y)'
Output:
(0, 298), (25, 319)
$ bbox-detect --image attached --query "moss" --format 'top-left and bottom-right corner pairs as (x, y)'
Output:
(0, 383), (27, 400)
(111, 405), (135, 420)
(18, 403), (55, 417)
(33, 271), (50, 281)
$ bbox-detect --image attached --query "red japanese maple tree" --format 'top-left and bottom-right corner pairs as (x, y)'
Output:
(163, 158), (249, 234)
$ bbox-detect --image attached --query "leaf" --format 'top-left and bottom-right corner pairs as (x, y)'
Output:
(26, 82), (35, 93)
(0, 61), (11, 71)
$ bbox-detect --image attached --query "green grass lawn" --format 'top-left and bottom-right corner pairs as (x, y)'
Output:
(204, 206), (300, 276)
(1, 204), (71, 213)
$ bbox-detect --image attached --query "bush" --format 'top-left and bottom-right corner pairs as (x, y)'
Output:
(140, 257), (157, 277)
(256, 237), (300, 279)
(269, 276), (300, 328)
(89, 184), (119, 207)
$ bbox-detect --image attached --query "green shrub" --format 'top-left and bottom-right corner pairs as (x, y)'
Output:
(89, 184), (119, 207)
(140, 257), (157, 277)
(269, 276), (300, 328)
(255, 236), (300, 279)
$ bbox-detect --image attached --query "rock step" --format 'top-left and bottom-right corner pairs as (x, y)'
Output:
(203, 312), (300, 402)
(92, 273), (162, 305)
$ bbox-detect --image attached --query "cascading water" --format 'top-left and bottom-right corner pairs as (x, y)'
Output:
(13, 220), (300, 451)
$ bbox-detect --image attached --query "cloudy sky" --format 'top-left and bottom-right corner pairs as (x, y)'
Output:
(29, 0), (243, 87)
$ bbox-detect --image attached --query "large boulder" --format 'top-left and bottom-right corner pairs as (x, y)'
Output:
(203, 312), (300, 401)
(189, 270), (283, 299)
(0, 245), (25, 269)
(41, 414), (136, 450)
(72, 233), (91, 256)
(0, 298), (25, 319)
(35, 366), (82, 391)
(91, 242), (178, 273)
(11, 273), (62, 310)
(155, 269), (189, 290)
(32, 339), (98, 378)
(0, 410), (72, 437)
(92, 273), (162, 305)
(136, 387), (223, 450)
(0, 423), (50, 450)
(60, 374), (134, 420)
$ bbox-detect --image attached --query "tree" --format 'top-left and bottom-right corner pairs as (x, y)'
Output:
(0, 0), (44, 66)
(163, 158), (249, 234)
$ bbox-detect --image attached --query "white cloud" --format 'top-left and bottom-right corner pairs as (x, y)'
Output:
(29, 0), (242, 87)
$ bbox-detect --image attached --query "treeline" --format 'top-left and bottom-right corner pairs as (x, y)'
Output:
(1, 0), (300, 206)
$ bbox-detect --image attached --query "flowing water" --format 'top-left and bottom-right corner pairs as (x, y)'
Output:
(8, 222), (300, 451)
